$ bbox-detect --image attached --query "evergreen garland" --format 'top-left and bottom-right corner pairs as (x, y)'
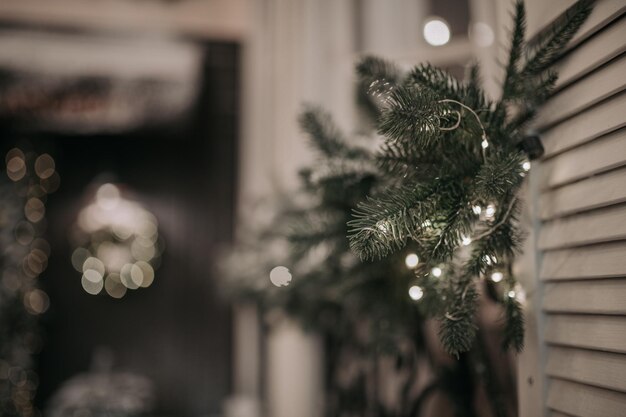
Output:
(347, 0), (592, 356)
(221, 1), (593, 414)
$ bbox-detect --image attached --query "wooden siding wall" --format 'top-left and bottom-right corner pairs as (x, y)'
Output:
(532, 1), (626, 416)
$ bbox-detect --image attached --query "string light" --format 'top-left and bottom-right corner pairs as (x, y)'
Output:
(461, 235), (472, 246)
(431, 267), (442, 277)
(481, 138), (489, 149)
(376, 220), (390, 233)
(408, 285), (424, 301)
(485, 204), (496, 219)
(522, 161), (531, 171)
(490, 272), (503, 283)
(507, 290), (516, 298)
(472, 205), (482, 215)
(405, 253), (419, 269)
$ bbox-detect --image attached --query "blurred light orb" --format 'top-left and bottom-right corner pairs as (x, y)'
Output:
(40, 172), (61, 193)
(81, 275), (103, 295)
(96, 183), (121, 210)
(6, 156), (26, 181)
(83, 269), (103, 284)
(120, 264), (140, 290)
(72, 183), (161, 298)
(14, 221), (35, 246)
(269, 266), (292, 287)
(461, 235), (472, 246)
(71, 248), (91, 272)
(83, 257), (105, 276)
(25, 198), (45, 223)
(431, 267), (442, 277)
(472, 205), (482, 215)
(34, 154), (55, 179)
(135, 261), (155, 288)
(405, 253), (419, 269)
(408, 285), (424, 301)
(522, 161), (531, 171)
(470, 22), (495, 47)
(24, 289), (50, 314)
(485, 204), (496, 219)
(104, 273), (127, 299)
(423, 18), (451, 46)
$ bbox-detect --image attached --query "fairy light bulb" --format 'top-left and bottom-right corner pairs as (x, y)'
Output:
(472, 205), (482, 215)
(491, 272), (503, 283)
(376, 221), (389, 233)
(522, 161), (531, 171)
(461, 235), (472, 246)
(485, 204), (496, 219)
(431, 267), (442, 277)
(507, 290), (516, 298)
(481, 139), (489, 149)
(405, 253), (419, 269)
(408, 285), (424, 301)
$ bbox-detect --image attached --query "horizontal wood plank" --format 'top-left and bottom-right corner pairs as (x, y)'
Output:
(540, 166), (626, 219)
(551, 412), (575, 417)
(555, 17), (626, 89)
(541, 92), (626, 158)
(545, 314), (626, 353)
(540, 129), (626, 190)
(541, 241), (626, 280)
(544, 279), (626, 314)
(547, 379), (626, 417)
(547, 346), (626, 392)
(527, 0), (626, 45)
(535, 53), (626, 129)
(539, 205), (626, 250)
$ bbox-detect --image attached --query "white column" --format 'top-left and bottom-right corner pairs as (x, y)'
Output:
(267, 320), (324, 417)
(235, 0), (359, 416)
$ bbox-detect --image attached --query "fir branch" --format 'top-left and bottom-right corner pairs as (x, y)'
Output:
(357, 56), (402, 101)
(502, 296), (525, 351)
(348, 185), (438, 261)
(470, 152), (525, 201)
(299, 106), (364, 159)
(409, 63), (490, 110)
(522, 0), (594, 76)
(501, 0), (526, 100)
(439, 277), (478, 357)
(378, 86), (445, 148)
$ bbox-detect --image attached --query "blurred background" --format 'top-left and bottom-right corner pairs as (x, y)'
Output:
(0, 1), (517, 416)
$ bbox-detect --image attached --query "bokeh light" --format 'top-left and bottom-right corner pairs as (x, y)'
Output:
(423, 18), (451, 46)
(469, 22), (495, 47)
(269, 266), (292, 287)
(34, 154), (55, 179)
(24, 198), (45, 223)
(24, 289), (50, 315)
(72, 183), (161, 298)
(2, 147), (58, 415)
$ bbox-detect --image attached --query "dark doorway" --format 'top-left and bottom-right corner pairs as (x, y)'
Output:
(1, 37), (239, 417)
